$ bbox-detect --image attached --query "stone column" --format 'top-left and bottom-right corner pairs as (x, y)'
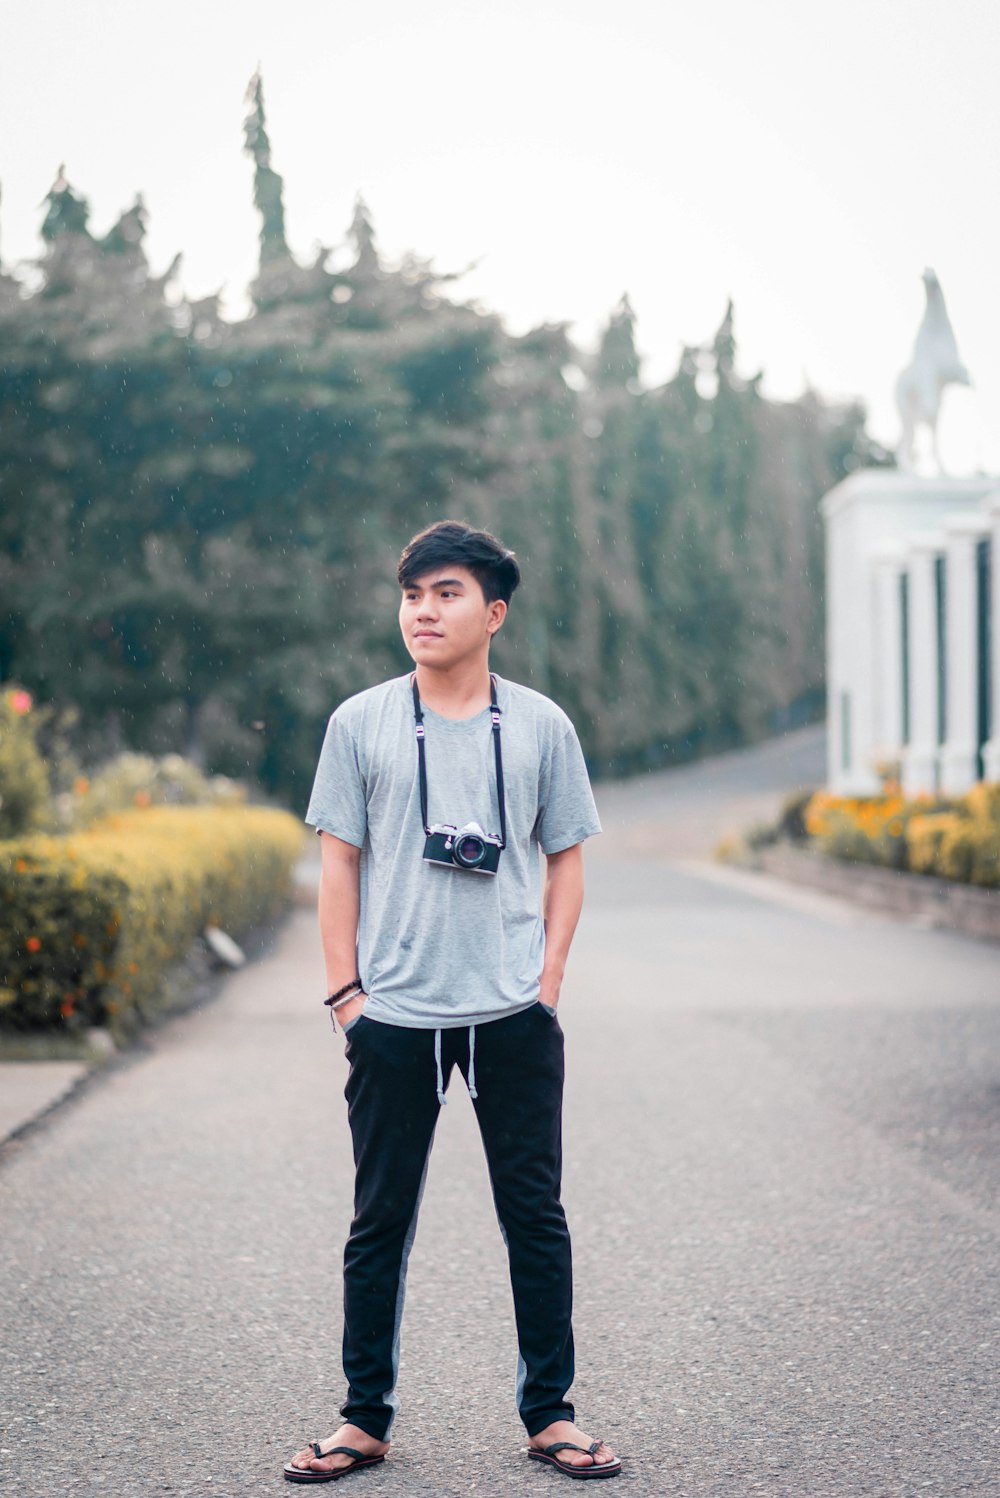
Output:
(982, 493), (1000, 782)
(870, 548), (905, 777)
(940, 515), (990, 793)
(901, 533), (945, 796)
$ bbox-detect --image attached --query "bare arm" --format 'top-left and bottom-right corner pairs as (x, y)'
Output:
(538, 842), (585, 1010)
(317, 831), (367, 1027)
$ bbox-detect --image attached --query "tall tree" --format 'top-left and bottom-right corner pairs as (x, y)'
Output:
(0, 79), (891, 797)
(243, 71), (289, 266)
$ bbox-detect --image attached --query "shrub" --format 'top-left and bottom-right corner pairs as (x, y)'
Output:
(0, 687), (50, 838)
(803, 783), (999, 887)
(775, 787), (818, 844)
(963, 782), (1000, 827)
(906, 812), (961, 876)
(744, 820), (780, 851)
(0, 805), (304, 1034)
(53, 750), (246, 832)
(937, 818), (1000, 888)
(713, 834), (744, 864)
(818, 809), (882, 866)
(805, 789), (924, 870)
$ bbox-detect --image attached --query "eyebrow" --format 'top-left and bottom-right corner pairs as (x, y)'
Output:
(405, 577), (466, 590)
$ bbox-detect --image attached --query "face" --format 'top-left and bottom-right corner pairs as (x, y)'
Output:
(399, 564), (507, 671)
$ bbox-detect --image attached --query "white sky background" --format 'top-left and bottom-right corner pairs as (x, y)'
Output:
(1, 0), (998, 472)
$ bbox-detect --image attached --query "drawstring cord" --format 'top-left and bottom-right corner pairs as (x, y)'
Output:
(433, 1025), (479, 1103)
(434, 1028), (447, 1105)
(467, 1025), (478, 1099)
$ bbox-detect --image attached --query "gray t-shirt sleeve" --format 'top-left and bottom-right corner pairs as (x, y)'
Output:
(535, 724), (602, 854)
(304, 711), (367, 847)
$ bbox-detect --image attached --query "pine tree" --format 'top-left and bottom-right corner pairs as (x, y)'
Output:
(594, 293), (640, 388)
(711, 297), (736, 384)
(242, 71), (289, 266)
(0, 88), (889, 793)
(99, 194), (148, 259)
(40, 165), (90, 241)
(349, 195), (379, 278)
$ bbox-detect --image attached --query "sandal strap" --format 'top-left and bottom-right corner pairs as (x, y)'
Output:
(310, 1444), (366, 1461)
(542, 1439), (613, 1463)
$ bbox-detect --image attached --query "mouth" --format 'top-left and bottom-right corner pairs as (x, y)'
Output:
(414, 631), (442, 639)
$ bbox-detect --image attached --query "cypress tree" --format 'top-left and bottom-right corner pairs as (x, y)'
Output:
(242, 70), (289, 265)
(40, 165), (90, 241)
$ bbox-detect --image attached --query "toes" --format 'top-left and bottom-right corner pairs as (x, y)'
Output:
(309, 1453), (347, 1472)
(289, 1444), (346, 1473)
(576, 1441), (614, 1467)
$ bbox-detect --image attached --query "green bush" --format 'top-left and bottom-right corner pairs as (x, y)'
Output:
(0, 805), (304, 1034)
(775, 787), (818, 844)
(54, 750), (246, 831)
(744, 819), (780, 851)
(819, 810), (886, 867)
(0, 687), (50, 838)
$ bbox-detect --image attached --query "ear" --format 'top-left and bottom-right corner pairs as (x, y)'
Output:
(486, 598), (507, 636)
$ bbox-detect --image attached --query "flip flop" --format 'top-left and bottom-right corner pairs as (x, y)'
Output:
(283, 1442), (387, 1483)
(528, 1439), (621, 1479)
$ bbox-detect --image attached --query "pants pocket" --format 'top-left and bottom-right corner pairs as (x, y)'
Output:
(537, 1001), (558, 1018)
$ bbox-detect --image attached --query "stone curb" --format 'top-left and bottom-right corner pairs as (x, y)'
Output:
(736, 843), (1000, 943)
(0, 1058), (94, 1146)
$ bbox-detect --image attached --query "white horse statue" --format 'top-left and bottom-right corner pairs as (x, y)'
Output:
(895, 268), (970, 473)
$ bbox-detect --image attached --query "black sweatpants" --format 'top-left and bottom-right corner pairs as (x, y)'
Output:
(339, 1000), (575, 1440)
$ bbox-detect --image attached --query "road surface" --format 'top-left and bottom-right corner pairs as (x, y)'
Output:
(2, 726), (997, 1496)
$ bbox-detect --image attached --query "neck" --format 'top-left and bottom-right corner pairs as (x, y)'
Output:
(414, 657), (493, 717)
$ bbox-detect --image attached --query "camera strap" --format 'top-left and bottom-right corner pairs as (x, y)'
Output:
(411, 674), (507, 848)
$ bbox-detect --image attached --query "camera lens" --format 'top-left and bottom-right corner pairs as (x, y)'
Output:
(454, 834), (487, 868)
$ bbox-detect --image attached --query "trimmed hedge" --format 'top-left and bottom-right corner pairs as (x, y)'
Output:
(0, 805), (304, 1034)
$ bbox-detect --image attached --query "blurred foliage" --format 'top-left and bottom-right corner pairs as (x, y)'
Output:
(775, 787), (817, 844)
(0, 804), (303, 1033)
(0, 687), (49, 837)
(0, 76), (893, 806)
(804, 786), (1000, 887)
(0, 682), (247, 833)
(53, 750), (246, 832)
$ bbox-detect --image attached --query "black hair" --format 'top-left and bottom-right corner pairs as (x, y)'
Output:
(397, 520), (521, 605)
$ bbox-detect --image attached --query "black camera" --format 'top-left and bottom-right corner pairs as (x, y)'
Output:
(423, 820), (503, 876)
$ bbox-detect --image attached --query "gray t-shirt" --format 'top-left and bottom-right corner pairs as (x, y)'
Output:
(305, 672), (601, 1029)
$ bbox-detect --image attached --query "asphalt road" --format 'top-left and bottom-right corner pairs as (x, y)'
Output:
(2, 726), (998, 1498)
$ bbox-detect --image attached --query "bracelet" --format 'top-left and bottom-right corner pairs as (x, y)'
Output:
(330, 988), (363, 1011)
(325, 977), (362, 1006)
(326, 985), (364, 1034)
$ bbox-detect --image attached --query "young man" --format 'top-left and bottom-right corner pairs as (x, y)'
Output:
(285, 521), (620, 1483)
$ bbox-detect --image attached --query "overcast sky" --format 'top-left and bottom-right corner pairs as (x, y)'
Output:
(2, 0), (998, 472)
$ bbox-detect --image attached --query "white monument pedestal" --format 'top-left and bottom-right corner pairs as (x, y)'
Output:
(981, 495), (1000, 783)
(939, 514), (991, 793)
(822, 471), (999, 796)
(901, 533), (945, 796)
